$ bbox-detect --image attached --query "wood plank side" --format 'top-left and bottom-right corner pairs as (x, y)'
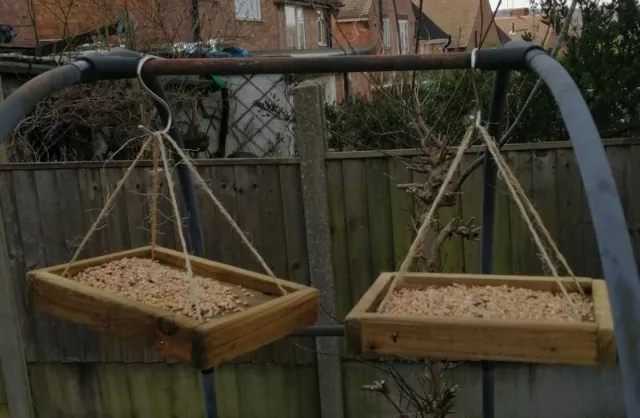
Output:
(28, 270), (198, 364)
(358, 313), (599, 365)
(592, 280), (617, 364)
(193, 289), (319, 369)
(344, 273), (394, 356)
(152, 246), (307, 293)
(346, 273), (395, 316)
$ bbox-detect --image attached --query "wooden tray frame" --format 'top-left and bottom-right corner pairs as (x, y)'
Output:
(26, 246), (319, 369)
(345, 272), (616, 365)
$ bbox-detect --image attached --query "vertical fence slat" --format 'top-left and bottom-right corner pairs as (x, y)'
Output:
(234, 164), (273, 363)
(35, 170), (84, 363)
(556, 148), (585, 277)
(56, 168), (104, 362)
(78, 167), (125, 362)
(508, 151), (536, 274)
(258, 164), (297, 363)
(326, 161), (351, 319)
(342, 158), (373, 302)
(387, 157), (414, 270)
(365, 158), (395, 278)
(460, 153), (484, 273)
(492, 157), (513, 275)
(0, 171), (37, 361)
(0, 170), (34, 417)
(214, 365), (241, 417)
(439, 163), (466, 273)
(531, 150), (560, 276)
(279, 164), (316, 364)
(171, 365), (203, 417)
(121, 167), (148, 363)
(14, 170), (61, 362)
(102, 168), (131, 254)
(198, 167), (219, 261)
(97, 363), (134, 418)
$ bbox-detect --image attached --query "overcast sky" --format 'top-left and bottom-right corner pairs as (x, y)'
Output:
(489, 0), (531, 9)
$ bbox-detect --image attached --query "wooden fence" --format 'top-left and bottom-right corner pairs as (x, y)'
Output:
(1, 138), (638, 418)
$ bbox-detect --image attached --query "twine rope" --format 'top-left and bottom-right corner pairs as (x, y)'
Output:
(157, 133), (203, 321)
(136, 55), (288, 296)
(477, 126), (584, 312)
(377, 125), (476, 313)
(61, 136), (153, 278)
(150, 135), (160, 260)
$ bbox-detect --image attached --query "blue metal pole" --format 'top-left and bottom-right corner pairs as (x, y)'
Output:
(479, 70), (510, 418)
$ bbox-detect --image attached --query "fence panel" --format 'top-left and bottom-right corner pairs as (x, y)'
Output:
(1, 140), (637, 417)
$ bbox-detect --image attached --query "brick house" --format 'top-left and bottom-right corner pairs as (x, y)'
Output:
(411, 0), (506, 53)
(1, 0), (341, 53)
(494, 7), (557, 49)
(333, 0), (415, 54)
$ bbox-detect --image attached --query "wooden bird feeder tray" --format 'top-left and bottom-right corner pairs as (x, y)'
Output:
(26, 246), (319, 370)
(345, 272), (616, 366)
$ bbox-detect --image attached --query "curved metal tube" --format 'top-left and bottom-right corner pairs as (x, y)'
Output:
(526, 48), (640, 416)
(0, 62), (89, 143)
(0, 43), (638, 418)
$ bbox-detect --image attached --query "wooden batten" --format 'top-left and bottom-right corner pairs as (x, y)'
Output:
(27, 246), (319, 369)
(345, 272), (617, 366)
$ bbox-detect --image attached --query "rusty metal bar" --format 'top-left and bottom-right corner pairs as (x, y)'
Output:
(137, 48), (532, 76)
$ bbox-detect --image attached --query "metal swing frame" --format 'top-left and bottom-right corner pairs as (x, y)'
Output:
(1, 40), (639, 418)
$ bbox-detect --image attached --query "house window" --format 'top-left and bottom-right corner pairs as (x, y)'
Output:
(286, 6), (306, 50)
(317, 10), (326, 46)
(235, 0), (261, 21)
(398, 20), (409, 53)
(382, 18), (390, 49)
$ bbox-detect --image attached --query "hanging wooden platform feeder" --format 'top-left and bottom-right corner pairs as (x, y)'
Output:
(345, 272), (616, 366)
(27, 246), (319, 369)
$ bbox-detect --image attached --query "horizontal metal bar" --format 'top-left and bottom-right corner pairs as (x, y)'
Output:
(137, 45), (538, 76)
(290, 325), (345, 337)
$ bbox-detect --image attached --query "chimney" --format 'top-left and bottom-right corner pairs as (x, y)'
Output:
(509, 8), (530, 17)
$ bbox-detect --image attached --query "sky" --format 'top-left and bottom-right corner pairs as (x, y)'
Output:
(489, 0), (606, 9)
(489, 0), (532, 9)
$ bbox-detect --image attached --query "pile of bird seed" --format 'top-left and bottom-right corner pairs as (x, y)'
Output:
(382, 284), (594, 322)
(70, 257), (254, 321)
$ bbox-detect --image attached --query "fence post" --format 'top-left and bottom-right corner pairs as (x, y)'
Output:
(0, 191), (35, 417)
(293, 84), (345, 418)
